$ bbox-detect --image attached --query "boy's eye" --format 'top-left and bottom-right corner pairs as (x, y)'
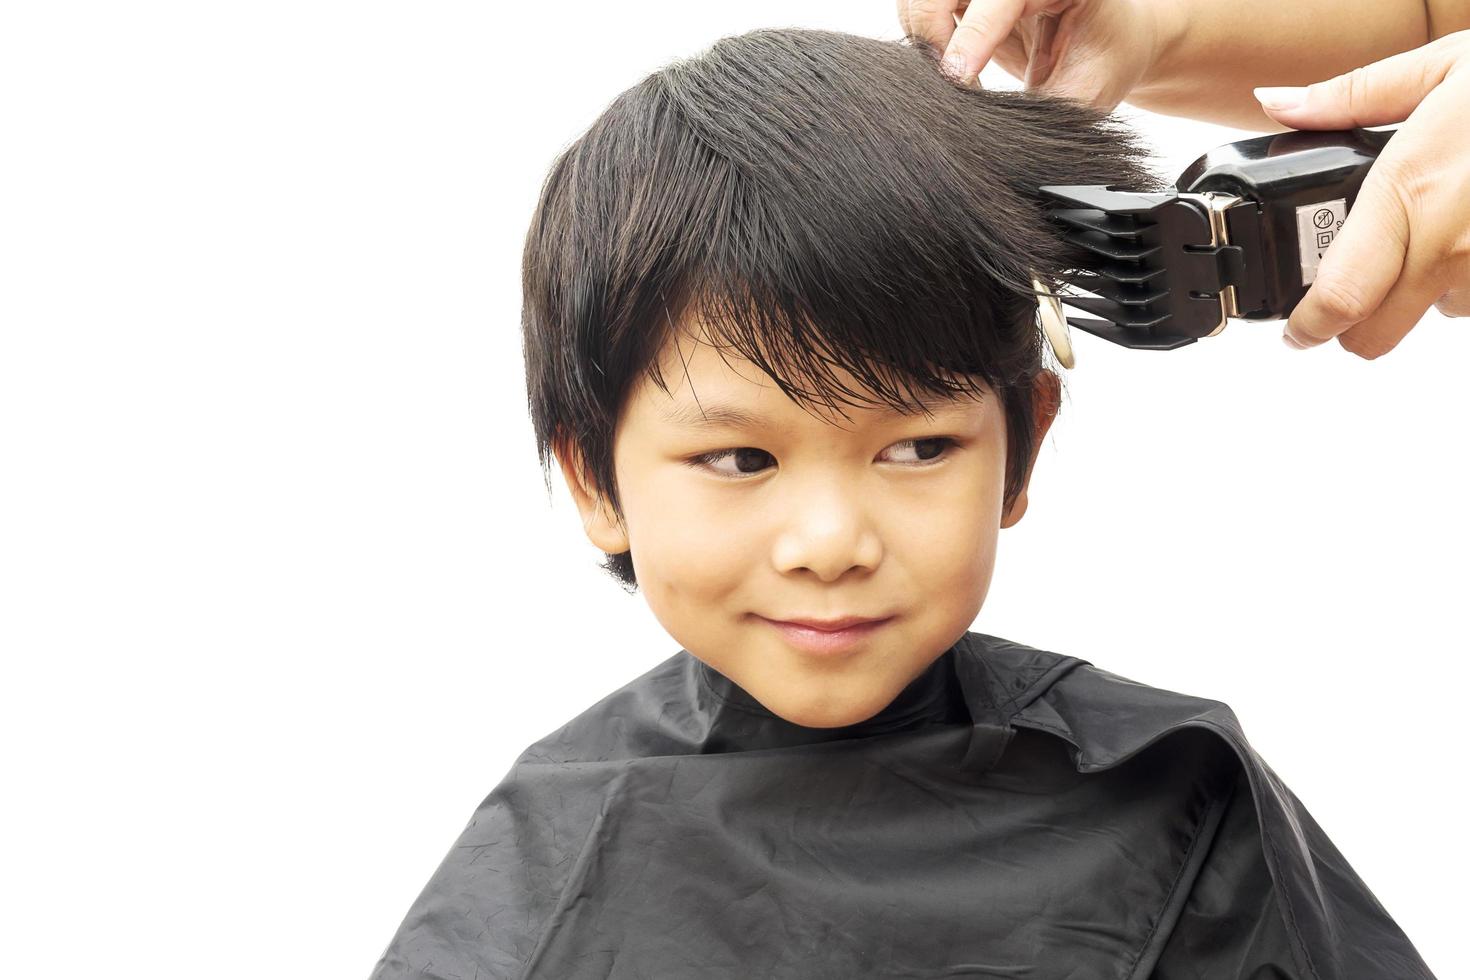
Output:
(686, 437), (959, 479)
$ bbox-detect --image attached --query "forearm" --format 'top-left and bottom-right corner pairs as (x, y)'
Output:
(1127, 0), (1435, 131)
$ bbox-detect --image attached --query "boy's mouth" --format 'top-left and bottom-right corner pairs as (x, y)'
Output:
(755, 614), (897, 657)
(763, 614), (892, 632)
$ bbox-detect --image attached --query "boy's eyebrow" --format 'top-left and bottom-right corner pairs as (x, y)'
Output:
(658, 403), (770, 429)
(657, 400), (959, 429)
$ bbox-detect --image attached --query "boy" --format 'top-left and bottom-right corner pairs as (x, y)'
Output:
(369, 28), (1437, 979)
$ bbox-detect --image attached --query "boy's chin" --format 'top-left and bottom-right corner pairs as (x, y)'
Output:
(752, 684), (897, 730)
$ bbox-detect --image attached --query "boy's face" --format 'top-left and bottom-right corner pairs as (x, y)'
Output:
(560, 320), (1058, 729)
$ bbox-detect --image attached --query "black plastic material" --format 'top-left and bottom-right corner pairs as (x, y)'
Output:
(1177, 126), (1395, 321)
(1039, 127), (1395, 351)
(1039, 185), (1246, 349)
(366, 631), (1440, 979)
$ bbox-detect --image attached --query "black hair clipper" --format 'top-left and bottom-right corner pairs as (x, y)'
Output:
(1036, 126), (1396, 359)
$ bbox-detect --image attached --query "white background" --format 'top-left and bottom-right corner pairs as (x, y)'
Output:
(2, 2), (1462, 977)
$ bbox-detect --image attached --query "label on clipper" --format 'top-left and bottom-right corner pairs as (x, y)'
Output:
(1295, 198), (1348, 285)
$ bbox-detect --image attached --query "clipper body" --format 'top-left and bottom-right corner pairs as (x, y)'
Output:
(1038, 127), (1395, 351)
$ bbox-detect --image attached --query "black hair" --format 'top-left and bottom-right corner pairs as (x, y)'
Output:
(521, 27), (1162, 591)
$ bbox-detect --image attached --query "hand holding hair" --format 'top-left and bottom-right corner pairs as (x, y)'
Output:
(896, 0), (1169, 109)
(1255, 30), (1470, 357)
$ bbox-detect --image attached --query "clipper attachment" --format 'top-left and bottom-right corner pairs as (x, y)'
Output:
(1038, 185), (1246, 351)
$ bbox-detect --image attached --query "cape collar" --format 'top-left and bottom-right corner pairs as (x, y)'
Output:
(687, 631), (1090, 764)
(693, 638), (969, 741)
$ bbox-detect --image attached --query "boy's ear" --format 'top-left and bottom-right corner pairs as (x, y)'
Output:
(1000, 370), (1062, 529)
(554, 433), (632, 554)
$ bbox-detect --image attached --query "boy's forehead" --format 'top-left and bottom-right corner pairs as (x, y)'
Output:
(650, 326), (788, 403)
(637, 322), (981, 427)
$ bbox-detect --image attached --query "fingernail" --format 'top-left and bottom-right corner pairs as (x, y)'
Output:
(1254, 86), (1306, 111)
(942, 51), (969, 81)
(1282, 330), (1307, 349)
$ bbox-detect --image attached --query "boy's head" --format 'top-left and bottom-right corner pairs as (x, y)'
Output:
(522, 28), (1158, 728)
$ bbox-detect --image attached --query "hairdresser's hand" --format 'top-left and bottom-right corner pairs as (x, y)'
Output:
(897, 0), (1167, 109)
(1257, 30), (1470, 358)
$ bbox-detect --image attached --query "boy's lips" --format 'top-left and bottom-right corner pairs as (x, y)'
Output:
(756, 614), (896, 656)
(759, 614), (894, 632)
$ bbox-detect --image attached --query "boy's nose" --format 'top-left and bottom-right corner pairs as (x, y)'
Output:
(768, 490), (883, 581)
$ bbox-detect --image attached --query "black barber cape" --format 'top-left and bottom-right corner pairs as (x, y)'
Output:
(368, 631), (1437, 979)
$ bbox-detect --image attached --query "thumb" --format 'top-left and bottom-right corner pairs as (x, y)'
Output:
(1253, 34), (1467, 128)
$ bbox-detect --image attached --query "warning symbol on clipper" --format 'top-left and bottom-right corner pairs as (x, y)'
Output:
(1295, 197), (1348, 286)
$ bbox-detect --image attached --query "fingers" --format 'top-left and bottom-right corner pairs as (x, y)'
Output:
(1022, 11), (1060, 89)
(1283, 169), (1409, 349)
(1255, 32), (1468, 129)
(1330, 268), (1446, 360)
(903, 0), (1084, 91)
(1284, 150), (1457, 359)
(1277, 36), (1470, 357)
(900, 0), (965, 56)
(944, 0), (1029, 85)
